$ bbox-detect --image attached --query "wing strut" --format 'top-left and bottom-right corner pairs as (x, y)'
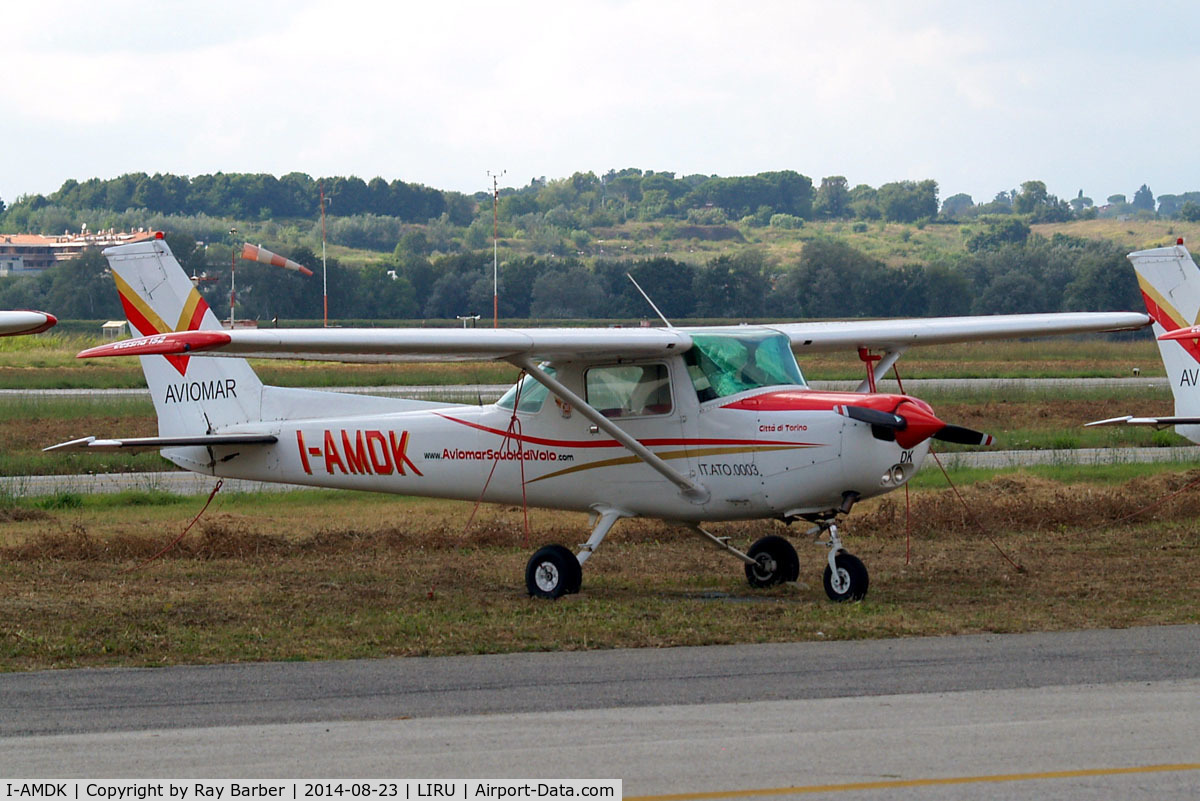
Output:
(856, 348), (905, 393)
(509, 356), (710, 504)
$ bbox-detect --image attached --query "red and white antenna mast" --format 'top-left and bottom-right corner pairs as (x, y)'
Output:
(320, 182), (329, 327)
(229, 227), (238, 327)
(488, 169), (505, 328)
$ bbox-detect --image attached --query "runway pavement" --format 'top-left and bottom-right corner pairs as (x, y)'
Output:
(1, 626), (1197, 797)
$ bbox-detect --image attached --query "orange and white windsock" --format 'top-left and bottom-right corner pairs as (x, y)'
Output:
(240, 244), (314, 276)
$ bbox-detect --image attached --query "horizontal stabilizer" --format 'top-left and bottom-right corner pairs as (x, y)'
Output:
(1159, 326), (1200, 341)
(44, 433), (278, 453)
(1084, 415), (1200, 430)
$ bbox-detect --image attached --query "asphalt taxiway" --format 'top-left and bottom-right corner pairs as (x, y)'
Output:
(1, 626), (1197, 798)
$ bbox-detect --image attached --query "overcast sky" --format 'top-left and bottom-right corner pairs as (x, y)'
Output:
(4, 1), (1197, 208)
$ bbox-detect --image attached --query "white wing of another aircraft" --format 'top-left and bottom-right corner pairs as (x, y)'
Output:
(0, 310), (56, 337)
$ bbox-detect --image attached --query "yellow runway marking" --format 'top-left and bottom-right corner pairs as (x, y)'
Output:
(625, 763), (1200, 800)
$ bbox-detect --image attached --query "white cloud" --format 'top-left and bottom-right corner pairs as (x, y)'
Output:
(3, 0), (1199, 205)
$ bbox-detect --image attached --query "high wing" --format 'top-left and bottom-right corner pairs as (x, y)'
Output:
(0, 310), (56, 337)
(774, 312), (1150, 352)
(76, 312), (1149, 364)
(77, 327), (690, 363)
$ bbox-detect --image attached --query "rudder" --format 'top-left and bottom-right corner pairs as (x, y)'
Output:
(104, 238), (264, 438)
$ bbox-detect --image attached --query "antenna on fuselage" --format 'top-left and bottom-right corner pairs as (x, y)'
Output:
(626, 273), (673, 329)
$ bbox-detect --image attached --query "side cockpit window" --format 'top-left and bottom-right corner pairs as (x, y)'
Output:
(585, 364), (673, 418)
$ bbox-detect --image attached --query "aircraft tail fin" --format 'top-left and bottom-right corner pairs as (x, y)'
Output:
(1128, 241), (1200, 439)
(103, 237), (266, 441)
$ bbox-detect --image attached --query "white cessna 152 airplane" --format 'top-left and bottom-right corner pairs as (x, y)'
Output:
(1089, 240), (1200, 442)
(49, 235), (1150, 600)
(0, 310), (56, 337)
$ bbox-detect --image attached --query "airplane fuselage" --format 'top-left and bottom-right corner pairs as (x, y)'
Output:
(170, 355), (929, 522)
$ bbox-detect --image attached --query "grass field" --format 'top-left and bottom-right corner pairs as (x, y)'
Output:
(1, 463), (1198, 671)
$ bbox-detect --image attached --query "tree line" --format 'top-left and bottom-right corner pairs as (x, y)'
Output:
(4, 170), (1198, 235)
(1, 173), (469, 227)
(0, 225), (1141, 324)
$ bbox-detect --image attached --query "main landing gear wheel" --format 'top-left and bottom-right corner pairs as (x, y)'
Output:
(525, 544), (583, 599)
(823, 552), (869, 602)
(744, 535), (801, 588)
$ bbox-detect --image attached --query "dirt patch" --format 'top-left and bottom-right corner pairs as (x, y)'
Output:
(0, 506), (49, 523)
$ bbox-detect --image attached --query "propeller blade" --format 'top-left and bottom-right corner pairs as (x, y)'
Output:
(840, 405), (906, 429)
(933, 424), (995, 446)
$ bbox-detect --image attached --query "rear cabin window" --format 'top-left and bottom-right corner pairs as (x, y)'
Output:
(684, 331), (805, 402)
(585, 364), (673, 418)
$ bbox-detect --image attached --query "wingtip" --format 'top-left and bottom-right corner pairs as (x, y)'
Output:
(0, 310), (57, 337)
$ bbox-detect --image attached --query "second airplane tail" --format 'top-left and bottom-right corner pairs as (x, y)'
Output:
(1119, 242), (1200, 440)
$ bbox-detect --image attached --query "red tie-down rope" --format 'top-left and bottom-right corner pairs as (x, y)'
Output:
(891, 363), (913, 565)
(1076, 470), (1200, 533)
(122, 479), (224, 573)
(899, 359), (1200, 569)
(464, 371), (532, 545)
(891, 362), (1022, 570)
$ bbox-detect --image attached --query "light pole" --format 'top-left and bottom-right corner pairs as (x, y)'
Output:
(487, 169), (505, 328)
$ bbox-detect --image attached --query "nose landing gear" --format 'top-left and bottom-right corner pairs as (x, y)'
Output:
(814, 521), (869, 602)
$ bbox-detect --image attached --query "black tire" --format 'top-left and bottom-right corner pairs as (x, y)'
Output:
(823, 552), (869, 602)
(525, 544), (583, 599)
(744, 535), (801, 588)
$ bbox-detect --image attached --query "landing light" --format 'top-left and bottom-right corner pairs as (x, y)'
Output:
(881, 464), (907, 486)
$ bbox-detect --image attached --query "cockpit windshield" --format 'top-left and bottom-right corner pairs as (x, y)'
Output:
(683, 330), (805, 402)
(496, 367), (554, 413)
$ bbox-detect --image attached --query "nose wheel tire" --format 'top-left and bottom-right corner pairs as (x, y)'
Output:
(526, 544), (583, 599)
(823, 552), (869, 602)
(744, 535), (801, 587)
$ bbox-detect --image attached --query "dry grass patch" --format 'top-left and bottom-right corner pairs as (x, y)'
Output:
(0, 473), (1198, 671)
